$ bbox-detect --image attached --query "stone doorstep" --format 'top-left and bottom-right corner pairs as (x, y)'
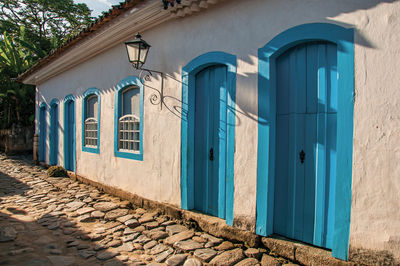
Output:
(50, 168), (349, 266)
(261, 236), (352, 266)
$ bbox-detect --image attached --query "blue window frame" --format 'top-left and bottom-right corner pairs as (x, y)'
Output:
(256, 23), (354, 261)
(114, 76), (144, 161)
(82, 88), (101, 154)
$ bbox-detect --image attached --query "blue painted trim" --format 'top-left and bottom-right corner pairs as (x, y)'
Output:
(63, 94), (76, 172)
(113, 76), (144, 161)
(181, 51), (236, 226)
(256, 23), (354, 261)
(38, 102), (47, 162)
(49, 99), (59, 166)
(81, 87), (101, 154)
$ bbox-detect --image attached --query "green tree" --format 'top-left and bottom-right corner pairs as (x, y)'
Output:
(0, 0), (93, 52)
(0, 28), (39, 127)
(0, 0), (93, 129)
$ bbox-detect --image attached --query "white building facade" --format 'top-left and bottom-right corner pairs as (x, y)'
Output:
(21, 0), (400, 262)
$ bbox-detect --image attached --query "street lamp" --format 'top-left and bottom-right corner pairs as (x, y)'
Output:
(125, 33), (165, 109)
(125, 33), (151, 69)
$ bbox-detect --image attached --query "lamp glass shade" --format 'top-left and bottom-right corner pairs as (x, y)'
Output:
(125, 39), (150, 69)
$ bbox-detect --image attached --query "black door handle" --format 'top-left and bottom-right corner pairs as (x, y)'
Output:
(209, 148), (214, 161)
(299, 150), (305, 164)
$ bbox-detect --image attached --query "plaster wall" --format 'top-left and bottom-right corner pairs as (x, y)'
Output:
(35, 0), (400, 259)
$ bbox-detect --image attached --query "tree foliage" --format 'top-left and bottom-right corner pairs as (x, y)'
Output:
(0, 0), (93, 129)
(1, 0), (92, 52)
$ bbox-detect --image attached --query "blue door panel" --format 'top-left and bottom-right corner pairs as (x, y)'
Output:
(39, 106), (46, 162)
(215, 66), (227, 219)
(327, 44), (338, 113)
(325, 113), (337, 248)
(65, 100), (75, 171)
(50, 104), (59, 165)
(304, 114), (317, 244)
(194, 65), (227, 219)
(306, 44), (319, 114)
(194, 68), (210, 213)
(273, 114), (289, 236)
(293, 114), (305, 241)
(274, 41), (337, 249)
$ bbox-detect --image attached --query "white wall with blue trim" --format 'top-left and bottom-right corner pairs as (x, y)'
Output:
(33, 0), (400, 261)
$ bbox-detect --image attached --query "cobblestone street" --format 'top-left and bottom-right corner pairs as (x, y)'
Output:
(0, 154), (294, 266)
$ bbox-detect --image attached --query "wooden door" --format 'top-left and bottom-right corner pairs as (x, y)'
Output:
(50, 104), (58, 165)
(39, 106), (46, 162)
(65, 100), (75, 171)
(274, 42), (337, 249)
(194, 65), (227, 218)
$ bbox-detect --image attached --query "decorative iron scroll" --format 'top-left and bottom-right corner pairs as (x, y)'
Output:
(139, 69), (163, 107)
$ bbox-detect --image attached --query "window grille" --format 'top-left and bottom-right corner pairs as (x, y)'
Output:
(84, 117), (98, 147)
(118, 114), (140, 152)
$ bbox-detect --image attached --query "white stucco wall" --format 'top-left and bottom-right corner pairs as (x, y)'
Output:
(34, 0), (400, 259)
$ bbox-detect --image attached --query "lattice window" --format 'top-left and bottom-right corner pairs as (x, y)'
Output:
(118, 115), (140, 152)
(84, 118), (98, 147)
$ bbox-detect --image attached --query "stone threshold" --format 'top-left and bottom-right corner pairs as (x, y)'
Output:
(39, 162), (362, 265)
(262, 236), (351, 265)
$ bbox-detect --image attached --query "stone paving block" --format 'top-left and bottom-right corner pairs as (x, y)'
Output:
(165, 230), (195, 245)
(116, 242), (134, 252)
(117, 214), (134, 223)
(244, 248), (262, 259)
(78, 249), (96, 259)
(93, 202), (119, 212)
(143, 240), (158, 249)
(0, 226), (17, 242)
(149, 244), (169, 255)
(174, 239), (203, 252)
(260, 254), (281, 266)
(104, 209), (129, 221)
(154, 248), (174, 263)
(139, 214), (154, 224)
(235, 258), (261, 266)
(166, 254), (188, 266)
(183, 258), (203, 266)
(65, 201), (85, 211)
(146, 230), (169, 240)
(166, 224), (188, 235)
(96, 250), (120, 260)
(125, 218), (140, 228)
(194, 248), (217, 262)
(215, 241), (234, 251)
(209, 248), (245, 265)
(121, 232), (139, 242)
(47, 256), (76, 266)
(133, 235), (152, 244)
(76, 207), (95, 216)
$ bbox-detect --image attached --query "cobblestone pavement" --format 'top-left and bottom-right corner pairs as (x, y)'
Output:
(0, 154), (294, 266)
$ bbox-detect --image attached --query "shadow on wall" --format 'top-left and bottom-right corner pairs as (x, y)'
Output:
(37, 0), (394, 127)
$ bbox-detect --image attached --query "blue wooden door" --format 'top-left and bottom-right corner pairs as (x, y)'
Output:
(64, 100), (75, 171)
(39, 106), (46, 162)
(50, 104), (59, 165)
(274, 42), (337, 249)
(194, 65), (227, 218)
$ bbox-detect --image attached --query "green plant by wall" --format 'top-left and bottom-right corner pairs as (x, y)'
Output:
(47, 166), (67, 177)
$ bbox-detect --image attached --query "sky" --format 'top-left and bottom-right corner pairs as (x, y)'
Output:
(75, 0), (124, 18)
